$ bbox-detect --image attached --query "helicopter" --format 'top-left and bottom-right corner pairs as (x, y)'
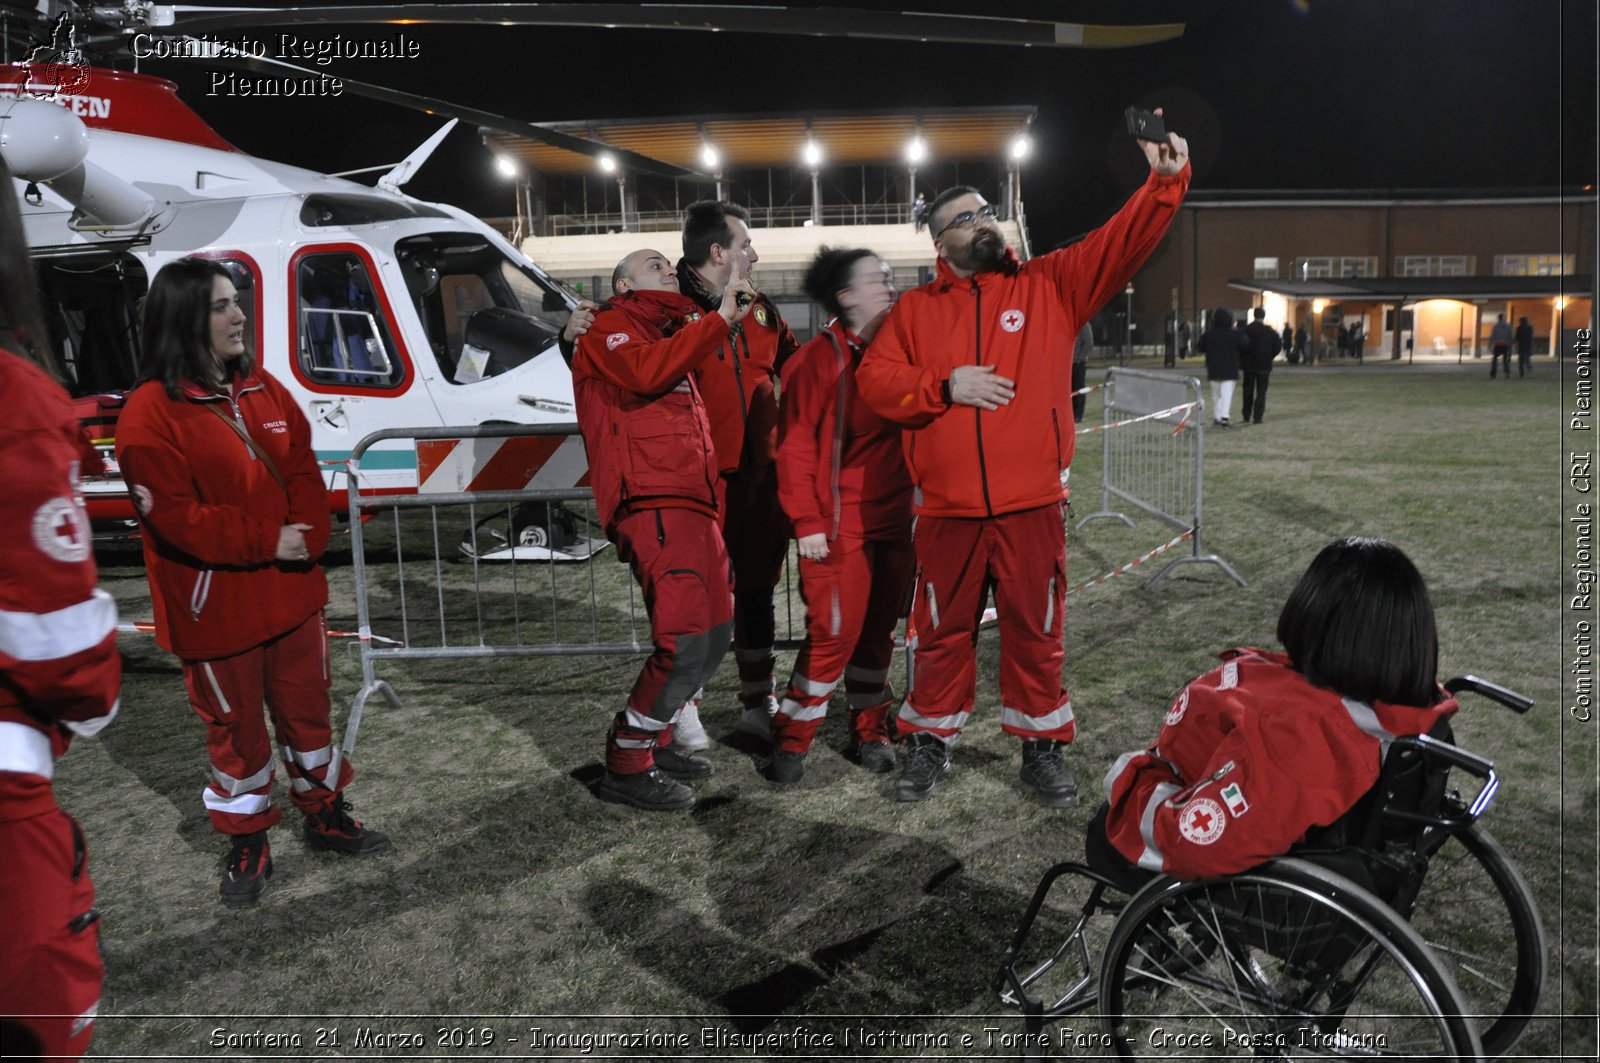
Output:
(0, 3), (1184, 556)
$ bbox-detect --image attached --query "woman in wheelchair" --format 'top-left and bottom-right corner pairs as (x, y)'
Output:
(1088, 536), (1455, 889)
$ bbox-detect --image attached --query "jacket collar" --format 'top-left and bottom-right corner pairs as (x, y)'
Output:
(933, 247), (1022, 292)
(179, 372), (265, 402)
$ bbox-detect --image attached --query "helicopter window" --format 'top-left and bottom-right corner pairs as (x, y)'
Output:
(295, 254), (405, 389)
(35, 254), (149, 396)
(395, 234), (570, 385)
(300, 194), (450, 227)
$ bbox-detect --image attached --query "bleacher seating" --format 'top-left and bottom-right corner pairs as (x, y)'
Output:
(520, 220), (1025, 299)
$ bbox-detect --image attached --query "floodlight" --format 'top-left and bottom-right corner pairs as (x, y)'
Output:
(598, 154), (617, 174)
(701, 144), (720, 171)
(494, 156), (517, 178)
(906, 137), (927, 164)
(803, 140), (823, 169)
(1010, 135), (1032, 161)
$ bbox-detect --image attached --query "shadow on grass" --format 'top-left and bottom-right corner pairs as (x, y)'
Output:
(580, 799), (1028, 1027)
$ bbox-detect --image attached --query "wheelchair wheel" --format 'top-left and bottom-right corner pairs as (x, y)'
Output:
(1408, 824), (1546, 1058)
(1099, 859), (1482, 1059)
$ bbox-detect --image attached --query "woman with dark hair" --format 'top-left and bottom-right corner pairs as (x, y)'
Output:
(0, 155), (121, 1061)
(765, 248), (913, 784)
(1090, 537), (1455, 884)
(116, 256), (390, 909)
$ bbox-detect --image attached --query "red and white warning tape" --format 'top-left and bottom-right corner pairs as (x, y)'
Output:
(1077, 400), (1197, 437)
(117, 621), (404, 647)
(971, 529), (1195, 626)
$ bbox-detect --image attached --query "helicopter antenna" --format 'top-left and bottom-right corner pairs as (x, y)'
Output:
(377, 117), (457, 193)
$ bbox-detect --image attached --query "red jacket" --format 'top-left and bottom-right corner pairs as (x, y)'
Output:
(1103, 649), (1456, 880)
(0, 351), (121, 819)
(777, 320), (912, 542)
(571, 289), (731, 532)
(677, 262), (800, 474)
(857, 167), (1189, 518)
(116, 370), (331, 660)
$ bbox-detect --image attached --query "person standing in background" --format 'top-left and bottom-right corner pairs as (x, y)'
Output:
(1200, 307), (1246, 427)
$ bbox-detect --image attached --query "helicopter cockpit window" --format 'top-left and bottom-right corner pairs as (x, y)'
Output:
(300, 194), (450, 227)
(295, 254), (405, 389)
(395, 234), (571, 385)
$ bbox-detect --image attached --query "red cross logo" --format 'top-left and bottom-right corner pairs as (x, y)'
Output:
(1188, 808), (1212, 833)
(54, 509), (82, 547)
(1178, 796), (1226, 845)
(1000, 308), (1026, 333)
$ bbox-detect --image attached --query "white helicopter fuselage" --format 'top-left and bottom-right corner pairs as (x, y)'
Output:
(7, 66), (583, 522)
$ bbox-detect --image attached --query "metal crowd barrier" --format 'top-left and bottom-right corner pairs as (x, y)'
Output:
(1076, 367), (1245, 589)
(339, 422), (845, 755)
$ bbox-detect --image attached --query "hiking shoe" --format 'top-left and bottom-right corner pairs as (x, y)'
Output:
(673, 701), (710, 751)
(1020, 739), (1079, 808)
(848, 737), (897, 775)
(736, 695), (777, 741)
(895, 733), (950, 802)
(596, 768), (696, 812)
(221, 832), (272, 909)
(762, 749), (806, 785)
(303, 795), (394, 856)
(653, 745), (714, 780)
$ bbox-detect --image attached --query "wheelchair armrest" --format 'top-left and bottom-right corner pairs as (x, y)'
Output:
(1384, 733), (1500, 824)
(1444, 674), (1535, 714)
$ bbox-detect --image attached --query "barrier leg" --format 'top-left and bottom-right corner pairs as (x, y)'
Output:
(342, 679), (402, 757)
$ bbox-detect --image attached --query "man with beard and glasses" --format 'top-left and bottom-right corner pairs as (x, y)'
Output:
(856, 112), (1191, 806)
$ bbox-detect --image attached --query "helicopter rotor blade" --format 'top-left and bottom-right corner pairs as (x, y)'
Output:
(192, 47), (708, 179)
(125, 4), (1185, 50)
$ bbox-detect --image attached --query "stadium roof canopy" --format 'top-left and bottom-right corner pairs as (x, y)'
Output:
(483, 106), (1038, 178)
(1226, 275), (1593, 301)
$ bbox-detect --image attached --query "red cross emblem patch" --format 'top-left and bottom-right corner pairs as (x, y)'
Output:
(1178, 796), (1226, 845)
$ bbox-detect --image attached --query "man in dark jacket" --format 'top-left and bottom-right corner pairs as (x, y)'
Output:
(571, 249), (755, 811)
(673, 202), (801, 747)
(1241, 306), (1282, 424)
(1200, 307), (1247, 426)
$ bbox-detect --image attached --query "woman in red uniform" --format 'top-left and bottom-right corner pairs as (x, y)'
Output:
(766, 248), (913, 784)
(117, 258), (389, 909)
(0, 154), (121, 1062)
(1091, 537), (1456, 885)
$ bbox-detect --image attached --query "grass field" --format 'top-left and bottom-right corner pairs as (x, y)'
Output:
(63, 356), (1595, 1060)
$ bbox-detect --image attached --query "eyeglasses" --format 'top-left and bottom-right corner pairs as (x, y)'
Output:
(934, 205), (999, 238)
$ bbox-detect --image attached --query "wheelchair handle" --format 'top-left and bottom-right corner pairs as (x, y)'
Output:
(1444, 674), (1534, 714)
(1388, 732), (1500, 823)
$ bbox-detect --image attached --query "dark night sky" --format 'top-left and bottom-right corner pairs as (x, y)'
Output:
(108, 0), (1599, 251)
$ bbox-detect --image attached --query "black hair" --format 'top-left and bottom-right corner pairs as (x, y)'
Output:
(681, 200), (750, 267)
(1276, 537), (1440, 707)
(0, 154), (58, 379)
(802, 246), (877, 320)
(1211, 306), (1234, 329)
(1253, 306), (1266, 320)
(926, 185), (980, 237)
(139, 256), (256, 399)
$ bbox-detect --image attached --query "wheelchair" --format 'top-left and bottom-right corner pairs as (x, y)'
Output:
(995, 676), (1546, 1061)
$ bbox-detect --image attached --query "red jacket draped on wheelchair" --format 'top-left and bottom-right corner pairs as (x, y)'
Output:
(1098, 648), (1457, 882)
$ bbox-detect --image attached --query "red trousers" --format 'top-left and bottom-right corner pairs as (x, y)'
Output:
(182, 612), (353, 836)
(0, 774), (100, 1062)
(772, 533), (913, 754)
(607, 507), (733, 773)
(901, 505), (1075, 743)
(718, 465), (791, 708)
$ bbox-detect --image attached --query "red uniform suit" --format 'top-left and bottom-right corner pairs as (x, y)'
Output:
(116, 370), (352, 837)
(1101, 649), (1456, 879)
(0, 351), (121, 1061)
(677, 263), (800, 713)
(856, 167), (1189, 745)
(571, 289), (736, 773)
(773, 321), (914, 754)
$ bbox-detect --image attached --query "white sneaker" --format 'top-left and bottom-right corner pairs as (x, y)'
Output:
(673, 702), (710, 751)
(736, 695), (777, 741)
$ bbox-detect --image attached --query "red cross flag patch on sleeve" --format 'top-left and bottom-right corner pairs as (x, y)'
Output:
(606, 332), (630, 350)
(1219, 782), (1249, 817)
(1178, 797), (1226, 845)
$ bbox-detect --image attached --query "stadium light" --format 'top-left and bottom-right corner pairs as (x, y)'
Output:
(803, 140), (824, 169)
(906, 136), (927, 165)
(1010, 135), (1032, 161)
(598, 153), (617, 174)
(494, 155), (518, 179)
(700, 144), (720, 171)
